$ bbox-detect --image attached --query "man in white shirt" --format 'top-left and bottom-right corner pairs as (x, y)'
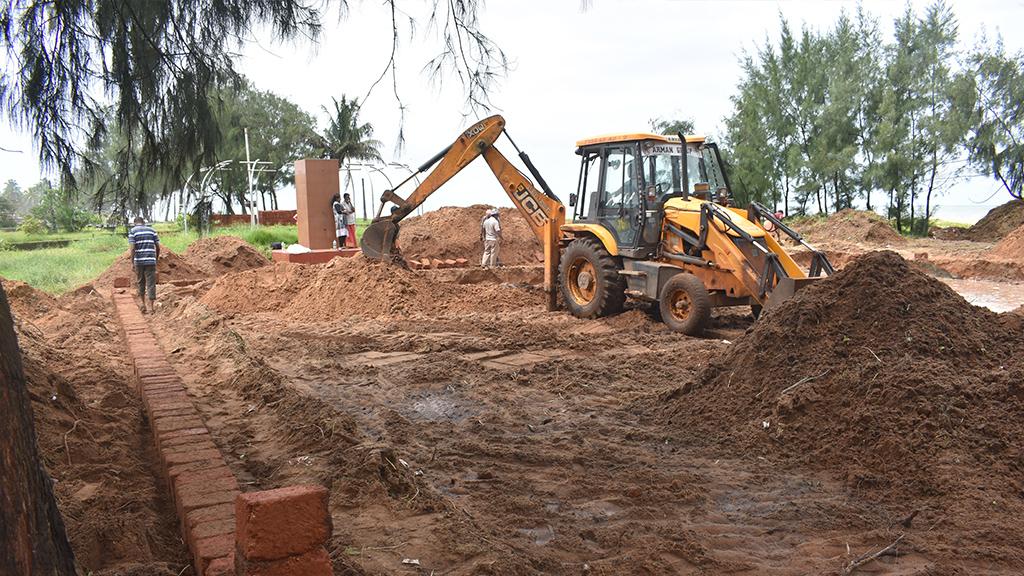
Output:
(481, 208), (501, 268)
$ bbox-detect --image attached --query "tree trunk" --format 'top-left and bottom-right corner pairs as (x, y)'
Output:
(925, 149), (939, 236)
(816, 186), (824, 215)
(0, 286), (78, 575)
(783, 174), (790, 216)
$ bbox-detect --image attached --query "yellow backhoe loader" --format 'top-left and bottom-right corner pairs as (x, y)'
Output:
(360, 115), (833, 335)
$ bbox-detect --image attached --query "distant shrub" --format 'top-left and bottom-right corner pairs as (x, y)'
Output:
(17, 215), (47, 235)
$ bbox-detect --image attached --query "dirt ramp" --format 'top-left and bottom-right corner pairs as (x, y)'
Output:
(95, 249), (206, 288)
(966, 199), (1024, 241)
(183, 235), (270, 276)
(664, 251), (1024, 511)
(398, 204), (541, 265)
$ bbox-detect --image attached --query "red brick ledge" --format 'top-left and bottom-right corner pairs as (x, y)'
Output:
(110, 292), (332, 575)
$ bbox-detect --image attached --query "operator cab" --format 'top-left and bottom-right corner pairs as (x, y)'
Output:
(569, 133), (733, 259)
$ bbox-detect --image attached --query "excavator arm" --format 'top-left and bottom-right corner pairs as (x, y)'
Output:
(360, 114), (566, 310)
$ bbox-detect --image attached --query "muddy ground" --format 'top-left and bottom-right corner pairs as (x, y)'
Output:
(8, 206), (1024, 575)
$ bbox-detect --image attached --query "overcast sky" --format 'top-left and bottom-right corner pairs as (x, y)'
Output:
(2, 0), (1022, 222)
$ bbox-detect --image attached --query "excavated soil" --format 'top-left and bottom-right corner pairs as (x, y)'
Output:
(182, 235), (270, 276)
(125, 251), (1022, 574)
(397, 204), (542, 265)
(12, 221), (1024, 574)
(3, 280), (187, 574)
(989, 223), (1024, 260)
(793, 209), (906, 246)
(659, 251), (1024, 565)
(934, 199), (1024, 242)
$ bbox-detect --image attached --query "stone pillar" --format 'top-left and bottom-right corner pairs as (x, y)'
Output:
(294, 159), (339, 250)
(234, 485), (333, 576)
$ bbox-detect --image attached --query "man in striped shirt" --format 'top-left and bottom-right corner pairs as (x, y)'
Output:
(128, 216), (160, 314)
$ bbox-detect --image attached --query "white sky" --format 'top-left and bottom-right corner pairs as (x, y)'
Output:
(1, 0), (1021, 223)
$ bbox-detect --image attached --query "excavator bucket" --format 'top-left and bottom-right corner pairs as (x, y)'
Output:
(359, 218), (401, 261)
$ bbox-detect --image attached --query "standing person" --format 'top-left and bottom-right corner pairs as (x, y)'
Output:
(341, 193), (357, 247)
(480, 208), (501, 268)
(331, 194), (347, 249)
(128, 216), (160, 314)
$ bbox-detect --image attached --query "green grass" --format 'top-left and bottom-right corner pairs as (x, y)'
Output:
(929, 218), (971, 229)
(0, 220), (372, 295)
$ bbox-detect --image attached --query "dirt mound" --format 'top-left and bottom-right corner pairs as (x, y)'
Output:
(989, 223), (1024, 259)
(183, 235), (270, 276)
(965, 199), (1024, 241)
(199, 256), (545, 319)
(95, 248), (206, 288)
(794, 209), (905, 245)
(398, 204), (541, 265)
(1, 278), (57, 319)
(663, 252), (1024, 513)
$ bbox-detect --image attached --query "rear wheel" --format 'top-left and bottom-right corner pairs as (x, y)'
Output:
(559, 237), (625, 318)
(659, 273), (712, 336)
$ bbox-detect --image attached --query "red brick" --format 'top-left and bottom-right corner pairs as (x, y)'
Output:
(161, 431), (214, 448)
(153, 415), (206, 435)
(177, 474), (239, 499)
(186, 503), (236, 532)
(144, 390), (190, 404)
(205, 554), (235, 576)
(420, 258), (431, 268)
(168, 458), (224, 481)
(406, 260), (421, 270)
(194, 533), (234, 575)
(146, 400), (193, 414)
(176, 488), (239, 517)
(191, 517), (235, 542)
(174, 464), (233, 486)
(431, 258), (444, 269)
(150, 407), (197, 420)
(235, 485), (331, 561)
(454, 258), (469, 267)
(235, 547), (332, 576)
(163, 448), (224, 467)
(443, 259), (457, 268)
(161, 438), (217, 453)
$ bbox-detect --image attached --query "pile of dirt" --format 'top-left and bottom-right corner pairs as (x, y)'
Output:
(7, 288), (187, 574)
(989, 223), (1024, 260)
(662, 252), (1024, 513)
(794, 209), (905, 245)
(965, 199), (1024, 241)
(1, 278), (57, 319)
(183, 235), (270, 276)
(94, 248), (206, 288)
(398, 204), (541, 265)
(200, 256), (545, 319)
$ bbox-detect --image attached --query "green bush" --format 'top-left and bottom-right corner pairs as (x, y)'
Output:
(245, 226), (298, 247)
(17, 215), (47, 235)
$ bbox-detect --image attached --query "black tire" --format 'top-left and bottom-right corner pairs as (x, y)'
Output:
(658, 273), (712, 336)
(558, 237), (625, 318)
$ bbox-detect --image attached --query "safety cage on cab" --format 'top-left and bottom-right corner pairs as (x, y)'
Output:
(568, 137), (734, 259)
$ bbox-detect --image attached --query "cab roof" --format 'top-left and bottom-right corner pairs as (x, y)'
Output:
(575, 132), (706, 148)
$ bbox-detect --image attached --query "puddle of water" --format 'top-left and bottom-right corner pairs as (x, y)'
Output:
(406, 387), (477, 422)
(518, 525), (555, 546)
(942, 278), (1024, 313)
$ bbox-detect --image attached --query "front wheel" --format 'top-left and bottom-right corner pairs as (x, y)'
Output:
(558, 237), (625, 318)
(659, 273), (712, 336)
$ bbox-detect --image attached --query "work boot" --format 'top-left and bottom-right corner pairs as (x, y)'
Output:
(138, 302), (147, 314)
(147, 300), (156, 314)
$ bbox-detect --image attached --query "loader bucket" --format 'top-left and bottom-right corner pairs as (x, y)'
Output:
(764, 276), (820, 312)
(360, 218), (400, 261)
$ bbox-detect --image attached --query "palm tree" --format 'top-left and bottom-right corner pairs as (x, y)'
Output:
(320, 96), (383, 165)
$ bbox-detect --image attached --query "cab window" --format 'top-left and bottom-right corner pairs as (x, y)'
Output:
(598, 145), (641, 246)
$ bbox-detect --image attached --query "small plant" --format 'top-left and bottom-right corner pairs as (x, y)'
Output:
(17, 215), (47, 235)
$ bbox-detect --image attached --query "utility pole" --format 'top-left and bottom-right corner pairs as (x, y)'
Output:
(244, 128), (255, 227)
(361, 178), (367, 221)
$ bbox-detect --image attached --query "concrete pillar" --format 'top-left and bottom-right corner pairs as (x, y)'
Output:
(294, 159), (339, 250)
